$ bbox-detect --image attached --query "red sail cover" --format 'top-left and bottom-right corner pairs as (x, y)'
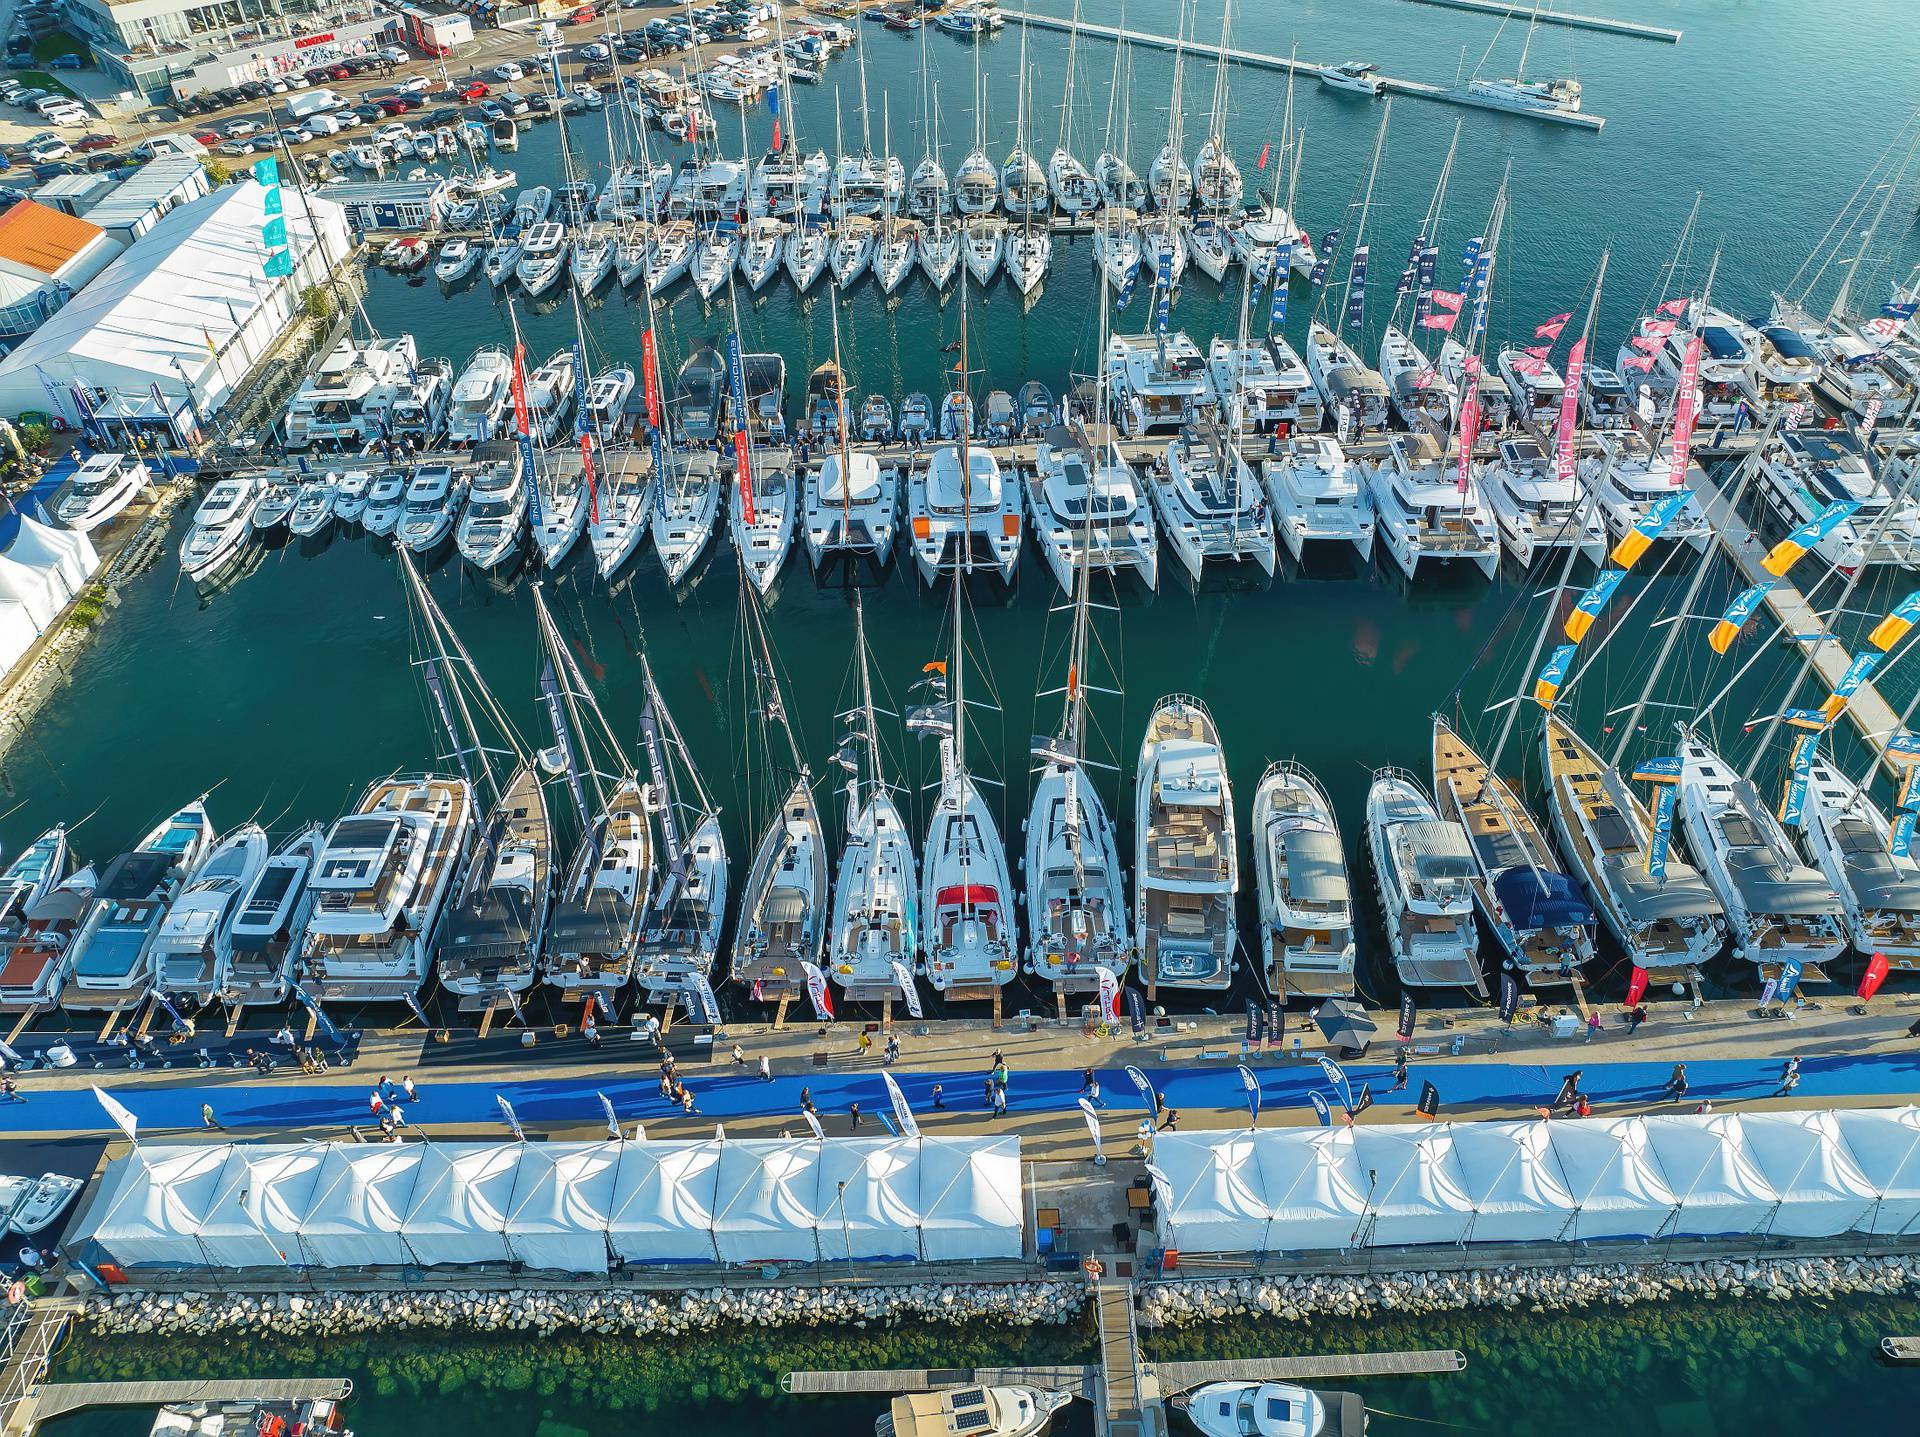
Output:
(510, 342), (531, 436)
(641, 328), (661, 428)
(1555, 338), (1585, 485)
(733, 430), (754, 524)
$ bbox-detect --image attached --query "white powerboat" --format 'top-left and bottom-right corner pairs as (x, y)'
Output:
(63, 798), (213, 1010)
(1364, 434), (1499, 580)
(148, 823), (269, 1002)
(456, 454), (527, 571)
(54, 451), (149, 532)
(446, 346), (514, 445)
(1481, 435), (1608, 567)
(221, 824), (325, 1008)
(907, 443), (1022, 584)
(1173, 1383), (1360, 1437)
(1263, 434), (1376, 562)
(360, 470), (408, 538)
(1252, 762), (1355, 999)
(1135, 696), (1237, 992)
(435, 238), (481, 283)
(1024, 426), (1158, 591)
(178, 475), (260, 585)
(1320, 61), (1384, 96)
(514, 220), (569, 297)
(286, 474), (337, 541)
(395, 463), (466, 555)
(1366, 768), (1483, 991)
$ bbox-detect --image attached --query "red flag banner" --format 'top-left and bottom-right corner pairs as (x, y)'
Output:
(1256, 142), (1270, 170)
(771, 118), (782, 152)
(1624, 965), (1649, 1008)
(1429, 289), (1464, 312)
(1555, 338), (1585, 486)
(510, 342), (531, 437)
(1534, 312), (1571, 340)
(1859, 951), (1890, 1002)
(1455, 358), (1480, 495)
(1421, 312), (1458, 332)
(641, 328), (661, 428)
(1667, 332), (1704, 486)
(1657, 297), (1689, 317)
(733, 429), (754, 524)
(1630, 334), (1665, 353)
(1621, 352), (1655, 372)
(1523, 344), (1552, 359)
(580, 433), (598, 523)
(1643, 318), (1677, 338)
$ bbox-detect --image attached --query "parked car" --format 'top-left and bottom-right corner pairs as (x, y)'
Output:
(42, 105), (88, 127)
(23, 135), (71, 161)
(223, 118), (258, 137)
(379, 45), (408, 64)
(395, 76), (429, 94)
(478, 99), (505, 120)
(11, 87), (48, 105)
(48, 52), (84, 71)
(570, 5), (599, 22)
(73, 133), (115, 152)
(460, 80), (489, 100)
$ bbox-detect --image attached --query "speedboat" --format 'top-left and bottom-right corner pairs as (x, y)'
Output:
(1263, 434), (1375, 562)
(1319, 61), (1384, 96)
(1364, 434), (1499, 580)
(300, 775), (476, 1002)
(1135, 696), (1237, 992)
(1147, 426), (1276, 580)
(179, 475), (260, 585)
(1677, 734), (1848, 976)
(221, 824), (325, 1008)
(1251, 762), (1356, 999)
(1209, 336), (1322, 434)
(1433, 715), (1596, 986)
(148, 823), (269, 1002)
(1018, 381), (1057, 436)
(251, 477), (299, 535)
(860, 394), (896, 444)
(1800, 755), (1920, 970)
(287, 475), (337, 542)
(435, 762), (551, 1001)
(435, 238), (481, 283)
(514, 185), (554, 227)
(1541, 714), (1725, 983)
(396, 463), (466, 555)
(545, 776), (651, 998)
(899, 392), (935, 448)
(907, 443), (1021, 584)
(879, 1388), (1071, 1437)
(940, 391), (975, 442)
(1366, 768), (1484, 992)
(1173, 1383), (1360, 1437)
(53, 452), (148, 532)
(1481, 436), (1608, 567)
(0, 1174), (84, 1238)
(982, 390), (1017, 445)
(446, 346), (514, 445)
(733, 776), (829, 996)
(456, 455), (527, 571)
(334, 469), (373, 527)
(514, 221), (569, 297)
(361, 470), (408, 538)
(1025, 425), (1158, 591)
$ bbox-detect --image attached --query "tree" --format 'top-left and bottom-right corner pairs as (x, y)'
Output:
(202, 157), (232, 186)
(301, 285), (335, 322)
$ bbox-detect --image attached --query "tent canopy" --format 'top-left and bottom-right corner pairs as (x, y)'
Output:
(298, 1142), (426, 1268)
(606, 1140), (722, 1263)
(401, 1142), (519, 1266)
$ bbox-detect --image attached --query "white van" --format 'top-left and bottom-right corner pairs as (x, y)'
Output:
(286, 87), (343, 119)
(303, 112), (343, 137)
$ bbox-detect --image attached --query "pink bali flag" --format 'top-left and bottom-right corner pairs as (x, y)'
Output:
(1657, 297), (1689, 316)
(1642, 318), (1678, 338)
(1421, 311), (1458, 332)
(1456, 358), (1481, 495)
(1429, 289), (1464, 312)
(1512, 356), (1548, 376)
(1630, 334), (1665, 354)
(1411, 367), (1439, 388)
(1535, 313), (1572, 340)
(1667, 333), (1704, 486)
(1555, 338), (1586, 486)
(1523, 344), (1552, 359)
(1621, 352), (1656, 372)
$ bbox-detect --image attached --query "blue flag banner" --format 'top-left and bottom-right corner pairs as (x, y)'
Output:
(1316, 1054), (1354, 1111)
(520, 431), (541, 524)
(572, 341), (591, 437)
(1124, 1064), (1156, 1113)
(1238, 1065), (1261, 1125)
(251, 156), (279, 186)
(726, 333), (748, 423)
(1309, 1091), (1332, 1127)
(767, 86), (780, 117)
(1470, 253), (1493, 339)
(1647, 783), (1677, 879)
(1153, 245), (1173, 335)
(1777, 958), (1805, 1001)
(1780, 732), (1819, 829)
(1270, 240), (1292, 326)
(1395, 233), (1424, 299)
(1115, 264), (1136, 310)
(1887, 731), (1920, 765)
(1894, 812), (1918, 860)
(263, 248), (293, 278)
(1308, 228), (1339, 286)
(290, 982), (343, 1046)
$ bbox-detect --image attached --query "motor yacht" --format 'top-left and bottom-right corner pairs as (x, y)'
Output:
(221, 824), (324, 1008)
(1025, 425), (1158, 591)
(1263, 434), (1375, 562)
(1771, 296), (1910, 424)
(179, 475), (261, 586)
(300, 775), (475, 1002)
(446, 347), (514, 445)
(148, 823), (268, 1002)
(1364, 434), (1499, 580)
(484, 237), (523, 288)
(1227, 201), (1314, 277)
(1148, 426), (1275, 580)
(1482, 435), (1608, 567)
(1209, 336), (1322, 434)
(1677, 735), (1848, 975)
(436, 763), (550, 1001)
(333, 469), (373, 528)
(879, 1387), (1071, 1437)
(251, 478), (297, 536)
(1251, 763), (1355, 1000)
(514, 221), (569, 297)
(283, 334), (421, 449)
(1622, 306), (1750, 426)
(1319, 61), (1384, 96)
(390, 357), (452, 446)
(286, 475), (337, 542)
(1799, 755), (1920, 970)
(1757, 428), (1920, 571)
(651, 448), (722, 585)
(456, 454), (527, 571)
(907, 443), (1022, 584)
(361, 470), (408, 538)
(584, 367), (636, 439)
(527, 347), (577, 444)
(1379, 326), (1455, 433)
(0, 848), (92, 1013)
(1434, 715), (1595, 985)
(63, 798), (213, 1010)
(1173, 1383), (1360, 1437)
(1366, 768), (1483, 991)
(53, 452), (149, 532)
(1104, 332), (1218, 437)
(1305, 322), (1390, 438)
(1135, 696), (1237, 992)
(544, 776), (651, 999)
(1541, 715), (1725, 982)
(435, 238), (481, 283)
(396, 463), (466, 555)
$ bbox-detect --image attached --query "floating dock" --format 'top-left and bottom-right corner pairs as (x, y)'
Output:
(1392, 0), (1681, 42)
(25, 1380), (355, 1426)
(1000, 11), (1607, 130)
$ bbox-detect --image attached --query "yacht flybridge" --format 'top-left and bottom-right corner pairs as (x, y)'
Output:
(1136, 696), (1237, 993)
(1433, 715), (1595, 985)
(1541, 716), (1724, 982)
(1263, 435), (1375, 562)
(1252, 762), (1356, 999)
(1366, 769), (1484, 993)
(283, 334), (423, 450)
(1676, 735), (1847, 975)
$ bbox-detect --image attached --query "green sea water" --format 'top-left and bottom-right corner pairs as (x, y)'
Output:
(7, 2), (1920, 1023)
(41, 1292), (1920, 1436)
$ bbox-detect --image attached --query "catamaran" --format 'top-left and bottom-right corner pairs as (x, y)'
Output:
(1482, 435), (1608, 567)
(1209, 336), (1321, 434)
(1433, 714), (1595, 986)
(1136, 695), (1237, 992)
(1366, 769), (1483, 992)
(1148, 426), (1276, 580)
(1366, 433), (1499, 579)
(1756, 428), (1920, 572)
(1252, 762), (1355, 999)
(1105, 332), (1219, 437)
(1580, 432), (1711, 552)
(804, 317), (900, 573)
(1025, 424), (1158, 591)
(827, 597), (919, 1002)
(1263, 435), (1375, 562)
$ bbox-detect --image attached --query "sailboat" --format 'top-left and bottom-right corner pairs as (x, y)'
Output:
(529, 304), (594, 568)
(909, 16), (952, 222)
(1092, 27), (1143, 287)
(828, 596), (920, 1001)
(632, 656), (730, 1005)
(1024, 474), (1131, 995)
(1798, 753), (1920, 969)
(731, 575), (828, 1000)
(1095, 21), (1147, 211)
(1432, 713), (1595, 987)
(1004, 44), (1052, 296)
(1190, 0), (1244, 216)
(1464, 0), (1584, 118)
(804, 301), (900, 573)
(1148, 0), (1196, 212)
(954, 18), (999, 216)
(1135, 695), (1236, 992)
(1047, 1), (1099, 217)
(725, 279), (795, 593)
(1251, 763), (1355, 999)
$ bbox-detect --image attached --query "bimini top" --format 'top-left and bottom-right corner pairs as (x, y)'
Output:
(1490, 868), (1594, 929)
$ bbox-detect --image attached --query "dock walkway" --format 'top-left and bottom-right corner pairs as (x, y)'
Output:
(28, 1380), (354, 1425)
(1000, 12), (1606, 130)
(1393, 0), (1681, 42)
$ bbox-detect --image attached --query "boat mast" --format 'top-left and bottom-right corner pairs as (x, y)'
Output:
(829, 287), (854, 535)
(1829, 148), (1908, 325)
(1387, 120), (1460, 337)
(1205, 0), (1233, 185)
(1057, 0), (1081, 159)
(1339, 100), (1391, 340)
(1516, 0), (1541, 82)
(854, 4), (874, 159)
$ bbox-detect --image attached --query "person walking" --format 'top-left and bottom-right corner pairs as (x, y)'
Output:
(991, 1082), (1008, 1118)
(402, 1075), (418, 1104)
(1908, 1015), (1920, 1039)
(1, 1075), (19, 1103)
(1776, 1056), (1803, 1098)
(1080, 1068), (1105, 1108)
(582, 1009), (601, 1047)
(1389, 1053), (1409, 1094)
(884, 1034), (900, 1064)
(800, 1086), (815, 1115)
(1662, 1063), (1689, 1103)
(201, 1103), (221, 1131)
(731, 1044), (746, 1067)
(680, 1087), (696, 1115)
(1158, 1105), (1179, 1132)
(1624, 1005), (1647, 1037)
(1584, 1011), (1603, 1042)
(931, 1082), (945, 1111)
(369, 1089), (385, 1119)
(848, 1102), (862, 1131)
(758, 1054), (772, 1081)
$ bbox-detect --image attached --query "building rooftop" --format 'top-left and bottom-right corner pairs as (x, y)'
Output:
(82, 157), (206, 230)
(0, 200), (108, 276)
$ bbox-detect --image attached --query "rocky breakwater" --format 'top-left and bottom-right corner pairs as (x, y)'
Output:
(1142, 1254), (1920, 1326)
(81, 1280), (1087, 1340)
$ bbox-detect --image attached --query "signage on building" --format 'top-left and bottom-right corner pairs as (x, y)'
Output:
(293, 32), (337, 49)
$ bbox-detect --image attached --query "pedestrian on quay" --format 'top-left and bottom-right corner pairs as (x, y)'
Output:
(201, 1103), (221, 1131)
(369, 1088), (385, 1118)
(1662, 1063), (1689, 1103)
(681, 1087), (697, 1115)
(582, 1009), (601, 1047)
(931, 1082), (945, 1111)
(378, 1109), (396, 1138)
(402, 1075), (417, 1104)
(1777, 1056), (1802, 1097)
(1080, 1068), (1105, 1108)
(849, 1102), (862, 1131)
(758, 1054), (772, 1081)
(800, 1086), (815, 1115)
(884, 1033), (900, 1064)
(1624, 1004), (1647, 1037)
(992, 1059), (1010, 1092)
(1574, 1093), (1593, 1118)
(377, 1074), (395, 1103)
(1, 1075), (19, 1103)
(1585, 1011), (1603, 1042)
(857, 1029), (873, 1058)
(1158, 1105), (1179, 1132)
(991, 1082), (1008, 1118)
(658, 1071), (673, 1100)
(731, 1044), (746, 1066)
(1389, 1052), (1409, 1094)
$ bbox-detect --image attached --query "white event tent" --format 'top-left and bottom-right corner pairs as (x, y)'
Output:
(1149, 1108), (1920, 1255)
(68, 1135), (1026, 1273)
